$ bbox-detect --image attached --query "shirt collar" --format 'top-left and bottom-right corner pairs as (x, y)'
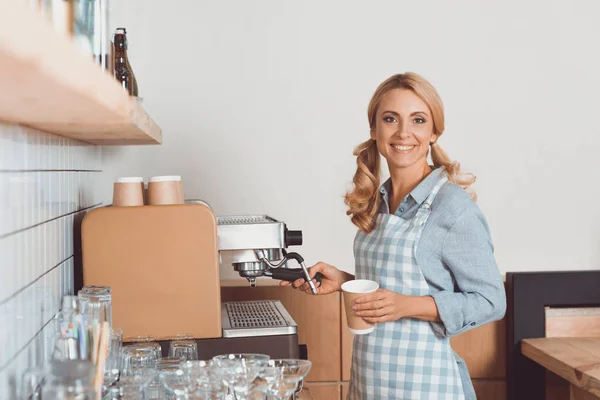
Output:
(379, 167), (445, 206)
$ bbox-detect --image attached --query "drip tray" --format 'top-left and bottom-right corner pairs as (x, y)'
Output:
(221, 300), (298, 338)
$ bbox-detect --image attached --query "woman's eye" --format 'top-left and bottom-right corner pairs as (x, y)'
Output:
(414, 117), (425, 124)
(383, 116), (396, 123)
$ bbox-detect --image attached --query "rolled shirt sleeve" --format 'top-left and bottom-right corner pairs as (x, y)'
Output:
(430, 206), (506, 337)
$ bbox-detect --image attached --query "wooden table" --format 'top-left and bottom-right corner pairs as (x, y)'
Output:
(522, 338), (600, 399)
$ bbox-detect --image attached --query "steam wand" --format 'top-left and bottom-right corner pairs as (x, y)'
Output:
(254, 250), (320, 294)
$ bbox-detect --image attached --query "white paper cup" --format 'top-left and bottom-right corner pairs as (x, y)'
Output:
(341, 279), (379, 335)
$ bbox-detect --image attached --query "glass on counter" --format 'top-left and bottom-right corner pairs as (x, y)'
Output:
(78, 285), (112, 327)
(168, 334), (198, 361)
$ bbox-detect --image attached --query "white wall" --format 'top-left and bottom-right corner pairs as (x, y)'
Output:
(102, 0), (600, 278)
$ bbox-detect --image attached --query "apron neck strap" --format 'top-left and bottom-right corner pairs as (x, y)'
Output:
(423, 174), (448, 208)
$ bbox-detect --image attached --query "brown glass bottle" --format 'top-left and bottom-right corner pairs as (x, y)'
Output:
(112, 27), (138, 96)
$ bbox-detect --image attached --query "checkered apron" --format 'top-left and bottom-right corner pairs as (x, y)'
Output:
(347, 176), (465, 400)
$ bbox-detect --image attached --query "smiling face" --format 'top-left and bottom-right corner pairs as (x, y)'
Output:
(370, 88), (437, 173)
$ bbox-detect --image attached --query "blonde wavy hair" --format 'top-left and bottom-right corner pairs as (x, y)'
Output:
(344, 72), (476, 233)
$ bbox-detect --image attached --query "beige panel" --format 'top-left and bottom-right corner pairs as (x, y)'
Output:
(341, 382), (349, 400)
(82, 204), (221, 340)
(304, 383), (340, 400)
(451, 318), (506, 379)
(341, 304), (354, 381)
(472, 380), (506, 400)
(221, 287), (341, 382)
(546, 307), (600, 338)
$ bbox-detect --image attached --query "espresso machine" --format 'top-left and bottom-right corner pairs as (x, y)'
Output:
(217, 215), (320, 292)
(81, 203), (320, 359)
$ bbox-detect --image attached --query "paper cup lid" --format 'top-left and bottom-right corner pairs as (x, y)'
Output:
(341, 279), (379, 293)
(149, 175), (181, 182)
(115, 177), (143, 183)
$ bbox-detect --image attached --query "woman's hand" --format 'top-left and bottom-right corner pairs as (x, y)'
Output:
(279, 262), (353, 295)
(352, 290), (441, 323)
(352, 289), (407, 323)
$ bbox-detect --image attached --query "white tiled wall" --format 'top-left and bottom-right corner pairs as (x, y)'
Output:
(0, 123), (101, 400)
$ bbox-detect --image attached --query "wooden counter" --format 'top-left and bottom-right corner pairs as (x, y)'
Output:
(522, 337), (600, 399)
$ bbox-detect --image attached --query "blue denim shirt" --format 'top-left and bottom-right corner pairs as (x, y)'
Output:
(378, 167), (506, 399)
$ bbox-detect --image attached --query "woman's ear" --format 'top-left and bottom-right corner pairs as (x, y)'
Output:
(431, 132), (438, 143)
(370, 128), (376, 140)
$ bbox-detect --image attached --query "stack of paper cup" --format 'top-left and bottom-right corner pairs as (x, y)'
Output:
(112, 177), (144, 207)
(147, 176), (184, 205)
(341, 279), (380, 335)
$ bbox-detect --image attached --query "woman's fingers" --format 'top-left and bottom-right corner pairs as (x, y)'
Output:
(355, 308), (384, 317)
(291, 278), (305, 289)
(283, 262), (337, 294)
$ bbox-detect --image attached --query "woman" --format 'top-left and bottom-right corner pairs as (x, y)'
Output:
(282, 72), (506, 399)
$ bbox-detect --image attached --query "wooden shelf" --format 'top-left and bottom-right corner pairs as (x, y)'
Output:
(0, 1), (162, 145)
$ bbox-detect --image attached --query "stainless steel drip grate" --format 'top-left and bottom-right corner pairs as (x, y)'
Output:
(227, 301), (287, 328)
(217, 215), (276, 225)
(221, 300), (298, 338)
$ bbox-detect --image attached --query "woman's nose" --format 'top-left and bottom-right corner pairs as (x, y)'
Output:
(396, 121), (411, 137)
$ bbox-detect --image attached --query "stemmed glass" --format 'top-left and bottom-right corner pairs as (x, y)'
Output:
(247, 377), (270, 400)
(263, 360), (312, 400)
(211, 354), (270, 400)
(158, 367), (190, 400)
(180, 360), (228, 399)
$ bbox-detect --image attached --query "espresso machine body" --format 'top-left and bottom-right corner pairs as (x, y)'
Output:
(81, 204), (305, 359)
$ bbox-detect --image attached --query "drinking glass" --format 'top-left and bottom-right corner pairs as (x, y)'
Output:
(211, 354), (270, 400)
(126, 335), (162, 361)
(78, 285), (112, 327)
(159, 357), (186, 370)
(264, 360), (312, 400)
(118, 368), (157, 398)
(105, 381), (145, 400)
(104, 327), (123, 387)
(20, 366), (45, 400)
(170, 333), (195, 340)
(121, 346), (158, 372)
(144, 381), (167, 400)
(247, 377), (269, 400)
(180, 360), (227, 399)
(158, 367), (189, 400)
(168, 335), (198, 361)
(41, 360), (96, 400)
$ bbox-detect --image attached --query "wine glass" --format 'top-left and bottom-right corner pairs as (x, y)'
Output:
(180, 360), (228, 400)
(264, 360), (312, 400)
(211, 354), (270, 400)
(158, 367), (190, 400)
